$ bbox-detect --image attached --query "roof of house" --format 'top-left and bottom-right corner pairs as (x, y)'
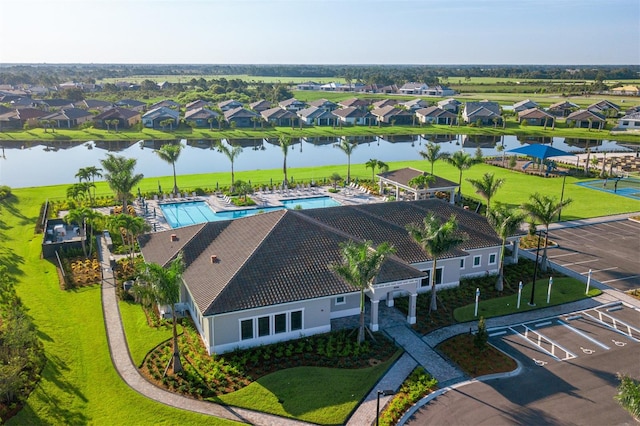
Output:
(566, 109), (606, 121)
(218, 99), (243, 109)
(337, 98), (369, 108)
(249, 100), (272, 110)
(402, 98), (427, 108)
(0, 107), (48, 120)
(308, 99), (337, 108)
(116, 99), (146, 108)
(549, 100), (579, 109)
(437, 98), (461, 107)
(142, 106), (180, 120)
(372, 99), (398, 109)
(332, 107), (372, 118)
(400, 82), (428, 91)
(513, 99), (538, 110)
(139, 199), (500, 316)
(620, 112), (640, 120)
(261, 107), (296, 120)
(415, 106), (456, 119)
(76, 99), (114, 109)
(41, 99), (74, 108)
(149, 99), (180, 109)
(464, 101), (501, 117)
(587, 100), (620, 111)
(185, 100), (212, 110)
(517, 107), (554, 120)
(297, 106), (335, 120)
(278, 98), (305, 108)
(94, 107), (140, 120)
(370, 105), (414, 120)
(184, 107), (219, 120)
(224, 107), (259, 120)
(41, 107), (93, 120)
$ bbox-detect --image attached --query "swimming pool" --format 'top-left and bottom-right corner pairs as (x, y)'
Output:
(160, 196), (342, 228)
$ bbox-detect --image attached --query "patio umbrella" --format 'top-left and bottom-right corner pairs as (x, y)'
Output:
(507, 144), (574, 160)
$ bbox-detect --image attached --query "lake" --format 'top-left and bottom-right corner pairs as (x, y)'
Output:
(0, 134), (632, 188)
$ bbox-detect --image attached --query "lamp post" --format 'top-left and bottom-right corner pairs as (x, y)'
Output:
(529, 230), (545, 306)
(376, 389), (395, 426)
(558, 172), (567, 221)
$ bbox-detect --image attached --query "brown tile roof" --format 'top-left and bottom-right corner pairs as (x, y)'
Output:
(566, 109), (606, 122)
(518, 107), (554, 120)
(377, 167), (458, 189)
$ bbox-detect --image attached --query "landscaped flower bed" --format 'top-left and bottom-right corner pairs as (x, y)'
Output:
(140, 321), (399, 398)
(437, 333), (517, 377)
(61, 255), (102, 289)
(378, 367), (438, 426)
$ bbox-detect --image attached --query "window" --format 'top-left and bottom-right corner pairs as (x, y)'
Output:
(421, 268), (443, 286)
(622, 121), (629, 126)
(291, 310), (303, 331)
(460, 258), (465, 269)
(473, 255), (481, 267)
(421, 271), (430, 287)
(240, 319), (253, 340)
(274, 313), (287, 334)
(335, 296), (346, 305)
(258, 316), (270, 337)
(489, 253), (497, 265)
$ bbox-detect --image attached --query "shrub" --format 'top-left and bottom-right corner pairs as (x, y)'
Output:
(379, 367), (437, 426)
(474, 316), (488, 351)
(0, 185), (11, 200)
(615, 373), (640, 420)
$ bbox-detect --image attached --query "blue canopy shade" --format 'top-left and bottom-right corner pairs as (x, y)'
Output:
(507, 144), (574, 160)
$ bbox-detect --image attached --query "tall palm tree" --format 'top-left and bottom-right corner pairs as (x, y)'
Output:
(109, 213), (150, 268)
(330, 240), (395, 344)
(446, 150), (475, 200)
(156, 143), (183, 195)
(335, 138), (358, 183)
(407, 214), (466, 312)
(521, 193), (573, 272)
(466, 172), (505, 216)
(100, 154), (144, 215)
(134, 252), (185, 374)
(75, 166), (102, 206)
(487, 204), (526, 291)
(66, 182), (93, 204)
(64, 206), (94, 258)
(419, 142), (449, 175)
(217, 141), (243, 189)
(279, 136), (292, 185)
(365, 159), (389, 184)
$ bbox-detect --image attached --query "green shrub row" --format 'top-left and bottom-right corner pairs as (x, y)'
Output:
(378, 367), (438, 426)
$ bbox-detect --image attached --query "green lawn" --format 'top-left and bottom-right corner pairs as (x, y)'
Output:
(2, 192), (238, 426)
(217, 353), (400, 425)
(454, 277), (602, 322)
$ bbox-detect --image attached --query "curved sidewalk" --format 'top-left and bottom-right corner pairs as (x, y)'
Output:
(97, 236), (311, 426)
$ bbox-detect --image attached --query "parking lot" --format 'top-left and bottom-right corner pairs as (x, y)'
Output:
(407, 302), (640, 425)
(546, 219), (640, 291)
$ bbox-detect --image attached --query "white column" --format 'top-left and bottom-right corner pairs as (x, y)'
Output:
(370, 300), (380, 332)
(395, 186), (400, 200)
(414, 190), (419, 201)
(450, 189), (455, 204)
(408, 293), (417, 325)
(512, 239), (520, 263)
(386, 291), (394, 307)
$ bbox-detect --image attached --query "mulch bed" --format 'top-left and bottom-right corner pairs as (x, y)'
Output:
(437, 333), (517, 377)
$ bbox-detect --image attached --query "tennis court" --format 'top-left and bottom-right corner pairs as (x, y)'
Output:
(577, 177), (640, 200)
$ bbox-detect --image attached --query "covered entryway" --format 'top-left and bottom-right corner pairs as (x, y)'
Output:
(366, 277), (422, 331)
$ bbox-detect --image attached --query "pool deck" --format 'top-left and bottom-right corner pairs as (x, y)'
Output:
(133, 185), (382, 232)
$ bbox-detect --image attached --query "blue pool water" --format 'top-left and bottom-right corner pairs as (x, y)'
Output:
(160, 196), (342, 228)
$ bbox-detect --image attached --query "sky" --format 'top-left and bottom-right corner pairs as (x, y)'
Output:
(0, 0), (639, 65)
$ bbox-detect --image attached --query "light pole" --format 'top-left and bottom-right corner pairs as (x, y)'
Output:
(376, 389), (395, 426)
(558, 172), (567, 221)
(529, 230), (545, 306)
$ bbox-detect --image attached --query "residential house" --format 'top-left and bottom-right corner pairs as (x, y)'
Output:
(7, 97), (39, 108)
(261, 107), (298, 127)
(185, 100), (212, 111)
(332, 107), (376, 126)
(93, 107), (141, 129)
(249, 100), (272, 113)
(278, 98), (307, 112)
(218, 99), (243, 112)
(40, 108), (93, 128)
(116, 99), (146, 112)
(415, 106), (457, 125)
(565, 109), (606, 129)
(141, 106), (180, 129)
(184, 108), (220, 128)
(462, 101), (502, 125)
(371, 99), (398, 109)
(308, 99), (338, 111)
(437, 98), (461, 114)
(423, 85), (455, 97)
(365, 84), (398, 94)
(224, 107), (259, 128)
(370, 105), (414, 125)
(401, 98), (428, 111)
(587, 100), (620, 118)
(295, 81), (322, 91)
(75, 99), (114, 112)
(297, 106), (338, 126)
(39, 99), (74, 111)
(157, 81), (171, 90)
(547, 101), (578, 117)
(513, 99), (539, 113)
(138, 199), (511, 354)
(337, 97), (369, 110)
(611, 85), (639, 96)
(615, 112), (640, 130)
(149, 99), (180, 110)
(399, 82), (429, 95)
(0, 108), (48, 130)
(517, 108), (555, 127)
(319, 82), (342, 92)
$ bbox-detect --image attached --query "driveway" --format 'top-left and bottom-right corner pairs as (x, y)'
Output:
(406, 302), (640, 425)
(546, 219), (640, 291)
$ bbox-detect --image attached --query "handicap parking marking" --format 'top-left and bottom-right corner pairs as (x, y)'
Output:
(509, 323), (577, 361)
(582, 306), (640, 341)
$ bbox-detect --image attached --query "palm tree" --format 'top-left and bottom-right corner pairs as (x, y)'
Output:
(466, 173), (505, 216)
(66, 182), (92, 204)
(134, 252), (185, 374)
(100, 154), (144, 214)
(64, 206), (94, 258)
(75, 166), (102, 205)
(419, 142), (449, 175)
(446, 150), (475, 200)
(233, 179), (253, 202)
(330, 172), (342, 189)
(217, 141), (243, 189)
(521, 193), (573, 272)
(406, 214), (466, 312)
(330, 240), (395, 344)
(109, 213), (150, 268)
(279, 136), (292, 185)
(407, 174), (435, 192)
(335, 138), (357, 183)
(487, 204), (526, 291)
(156, 143), (183, 195)
(365, 159), (389, 184)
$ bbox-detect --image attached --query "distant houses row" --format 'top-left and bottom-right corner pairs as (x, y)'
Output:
(1, 92), (639, 132)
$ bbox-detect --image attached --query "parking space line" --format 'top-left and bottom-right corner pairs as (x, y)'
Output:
(582, 310), (640, 342)
(583, 266), (619, 274)
(548, 252), (581, 258)
(511, 325), (577, 361)
(558, 320), (610, 350)
(563, 259), (599, 266)
(602, 274), (640, 284)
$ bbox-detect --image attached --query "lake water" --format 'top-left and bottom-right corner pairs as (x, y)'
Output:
(0, 134), (633, 188)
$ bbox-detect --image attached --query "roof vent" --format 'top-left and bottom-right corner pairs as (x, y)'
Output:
(211, 255), (218, 263)
(170, 234), (178, 242)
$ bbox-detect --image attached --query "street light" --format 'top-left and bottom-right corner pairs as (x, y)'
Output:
(376, 389), (395, 426)
(529, 230), (546, 306)
(558, 172), (567, 221)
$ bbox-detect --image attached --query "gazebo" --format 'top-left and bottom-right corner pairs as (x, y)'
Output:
(377, 167), (458, 203)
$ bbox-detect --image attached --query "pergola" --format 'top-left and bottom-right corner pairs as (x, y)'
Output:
(377, 167), (458, 203)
